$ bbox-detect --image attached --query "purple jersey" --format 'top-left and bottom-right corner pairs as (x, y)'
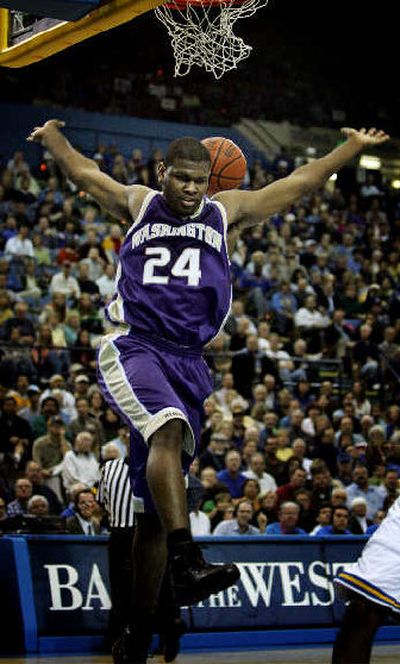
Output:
(106, 191), (231, 348)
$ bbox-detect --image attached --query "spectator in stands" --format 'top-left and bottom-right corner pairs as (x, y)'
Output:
(240, 479), (262, 513)
(352, 324), (380, 386)
(100, 406), (122, 442)
(294, 487), (316, 532)
(199, 432), (230, 472)
(348, 496), (373, 534)
(0, 301), (35, 344)
(62, 431), (100, 493)
(276, 467), (307, 506)
(4, 222), (34, 258)
(65, 487), (101, 535)
(27, 494), (50, 516)
(331, 487), (348, 508)
(265, 501), (307, 535)
(242, 452), (277, 494)
(241, 436), (259, 469)
(208, 491), (234, 532)
(88, 389), (105, 421)
(24, 460), (62, 514)
(67, 396), (105, 455)
(77, 261), (100, 299)
(0, 289), (13, 326)
(291, 438), (312, 477)
(309, 504), (333, 535)
(318, 505), (351, 535)
(270, 280), (298, 335)
(73, 373), (92, 400)
(346, 465), (384, 519)
(40, 374), (77, 422)
(275, 428), (293, 462)
(263, 435), (288, 486)
(336, 452), (354, 486)
(17, 383), (41, 425)
(310, 462), (335, 509)
(213, 500), (261, 536)
(230, 400), (248, 448)
(49, 262), (81, 301)
(32, 414), (71, 501)
(96, 262), (116, 299)
(189, 494), (210, 536)
(102, 423), (129, 460)
(6, 477), (32, 516)
(377, 468), (400, 504)
(217, 449), (247, 499)
(0, 394), (32, 475)
(232, 334), (276, 400)
(294, 294), (330, 354)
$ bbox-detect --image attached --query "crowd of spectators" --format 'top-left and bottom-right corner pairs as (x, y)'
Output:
(1, 136), (400, 539)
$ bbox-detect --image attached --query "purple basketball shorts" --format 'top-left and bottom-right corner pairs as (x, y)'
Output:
(97, 326), (213, 512)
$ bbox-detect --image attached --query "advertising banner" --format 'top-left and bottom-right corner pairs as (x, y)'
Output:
(22, 535), (365, 634)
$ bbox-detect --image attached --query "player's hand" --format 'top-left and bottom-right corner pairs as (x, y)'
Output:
(340, 127), (390, 146)
(27, 119), (65, 144)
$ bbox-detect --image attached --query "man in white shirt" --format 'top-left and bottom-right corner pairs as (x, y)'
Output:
(294, 294), (330, 329)
(96, 262), (116, 299)
(4, 223), (34, 258)
(62, 431), (100, 493)
(49, 261), (81, 300)
(243, 452), (277, 494)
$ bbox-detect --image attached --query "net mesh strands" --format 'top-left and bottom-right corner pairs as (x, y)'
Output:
(155, 0), (269, 79)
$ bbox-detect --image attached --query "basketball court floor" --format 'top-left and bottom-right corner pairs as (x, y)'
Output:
(1, 646), (400, 663)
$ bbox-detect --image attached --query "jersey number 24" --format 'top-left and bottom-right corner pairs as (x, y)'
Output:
(143, 247), (202, 286)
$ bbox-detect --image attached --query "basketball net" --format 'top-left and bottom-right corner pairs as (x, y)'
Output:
(155, 0), (269, 79)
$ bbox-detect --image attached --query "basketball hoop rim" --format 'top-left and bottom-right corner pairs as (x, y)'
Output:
(162, 0), (251, 9)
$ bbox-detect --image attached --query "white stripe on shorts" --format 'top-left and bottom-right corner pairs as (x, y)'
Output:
(98, 327), (195, 453)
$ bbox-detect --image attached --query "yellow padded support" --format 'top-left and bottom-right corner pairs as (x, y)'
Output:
(0, 0), (163, 67)
(0, 8), (9, 52)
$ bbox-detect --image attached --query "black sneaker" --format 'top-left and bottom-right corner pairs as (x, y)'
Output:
(112, 624), (151, 664)
(170, 541), (240, 606)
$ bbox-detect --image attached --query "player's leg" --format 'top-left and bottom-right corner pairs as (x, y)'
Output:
(146, 418), (188, 531)
(332, 596), (387, 663)
(146, 416), (239, 606)
(113, 513), (167, 664)
(154, 566), (186, 663)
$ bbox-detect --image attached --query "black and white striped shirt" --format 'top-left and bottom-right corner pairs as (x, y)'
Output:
(97, 458), (135, 528)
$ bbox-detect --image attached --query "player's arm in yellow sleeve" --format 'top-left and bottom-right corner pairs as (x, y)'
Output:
(27, 119), (150, 219)
(214, 127), (389, 232)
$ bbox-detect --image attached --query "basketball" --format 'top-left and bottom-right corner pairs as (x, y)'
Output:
(201, 136), (247, 196)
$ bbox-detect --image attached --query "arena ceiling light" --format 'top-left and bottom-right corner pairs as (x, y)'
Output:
(359, 155), (382, 170)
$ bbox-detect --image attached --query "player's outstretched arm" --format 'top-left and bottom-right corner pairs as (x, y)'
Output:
(215, 127), (389, 231)
(27, 119), (148, 219)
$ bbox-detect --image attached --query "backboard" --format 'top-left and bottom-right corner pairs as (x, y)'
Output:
(0, 0), (163, 67)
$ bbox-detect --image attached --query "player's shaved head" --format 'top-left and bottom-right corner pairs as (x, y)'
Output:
(166, 137), (211, 167)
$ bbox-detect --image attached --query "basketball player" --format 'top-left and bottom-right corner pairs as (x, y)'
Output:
(333, 496), (400, 663)
(28, 120), (388, 663)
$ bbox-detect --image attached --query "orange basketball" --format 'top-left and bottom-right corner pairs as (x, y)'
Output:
(201, 136), (247, 196)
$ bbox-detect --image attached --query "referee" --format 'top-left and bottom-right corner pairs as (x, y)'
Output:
(97, 455), (135, 643)
(97, 454), (186, 663)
